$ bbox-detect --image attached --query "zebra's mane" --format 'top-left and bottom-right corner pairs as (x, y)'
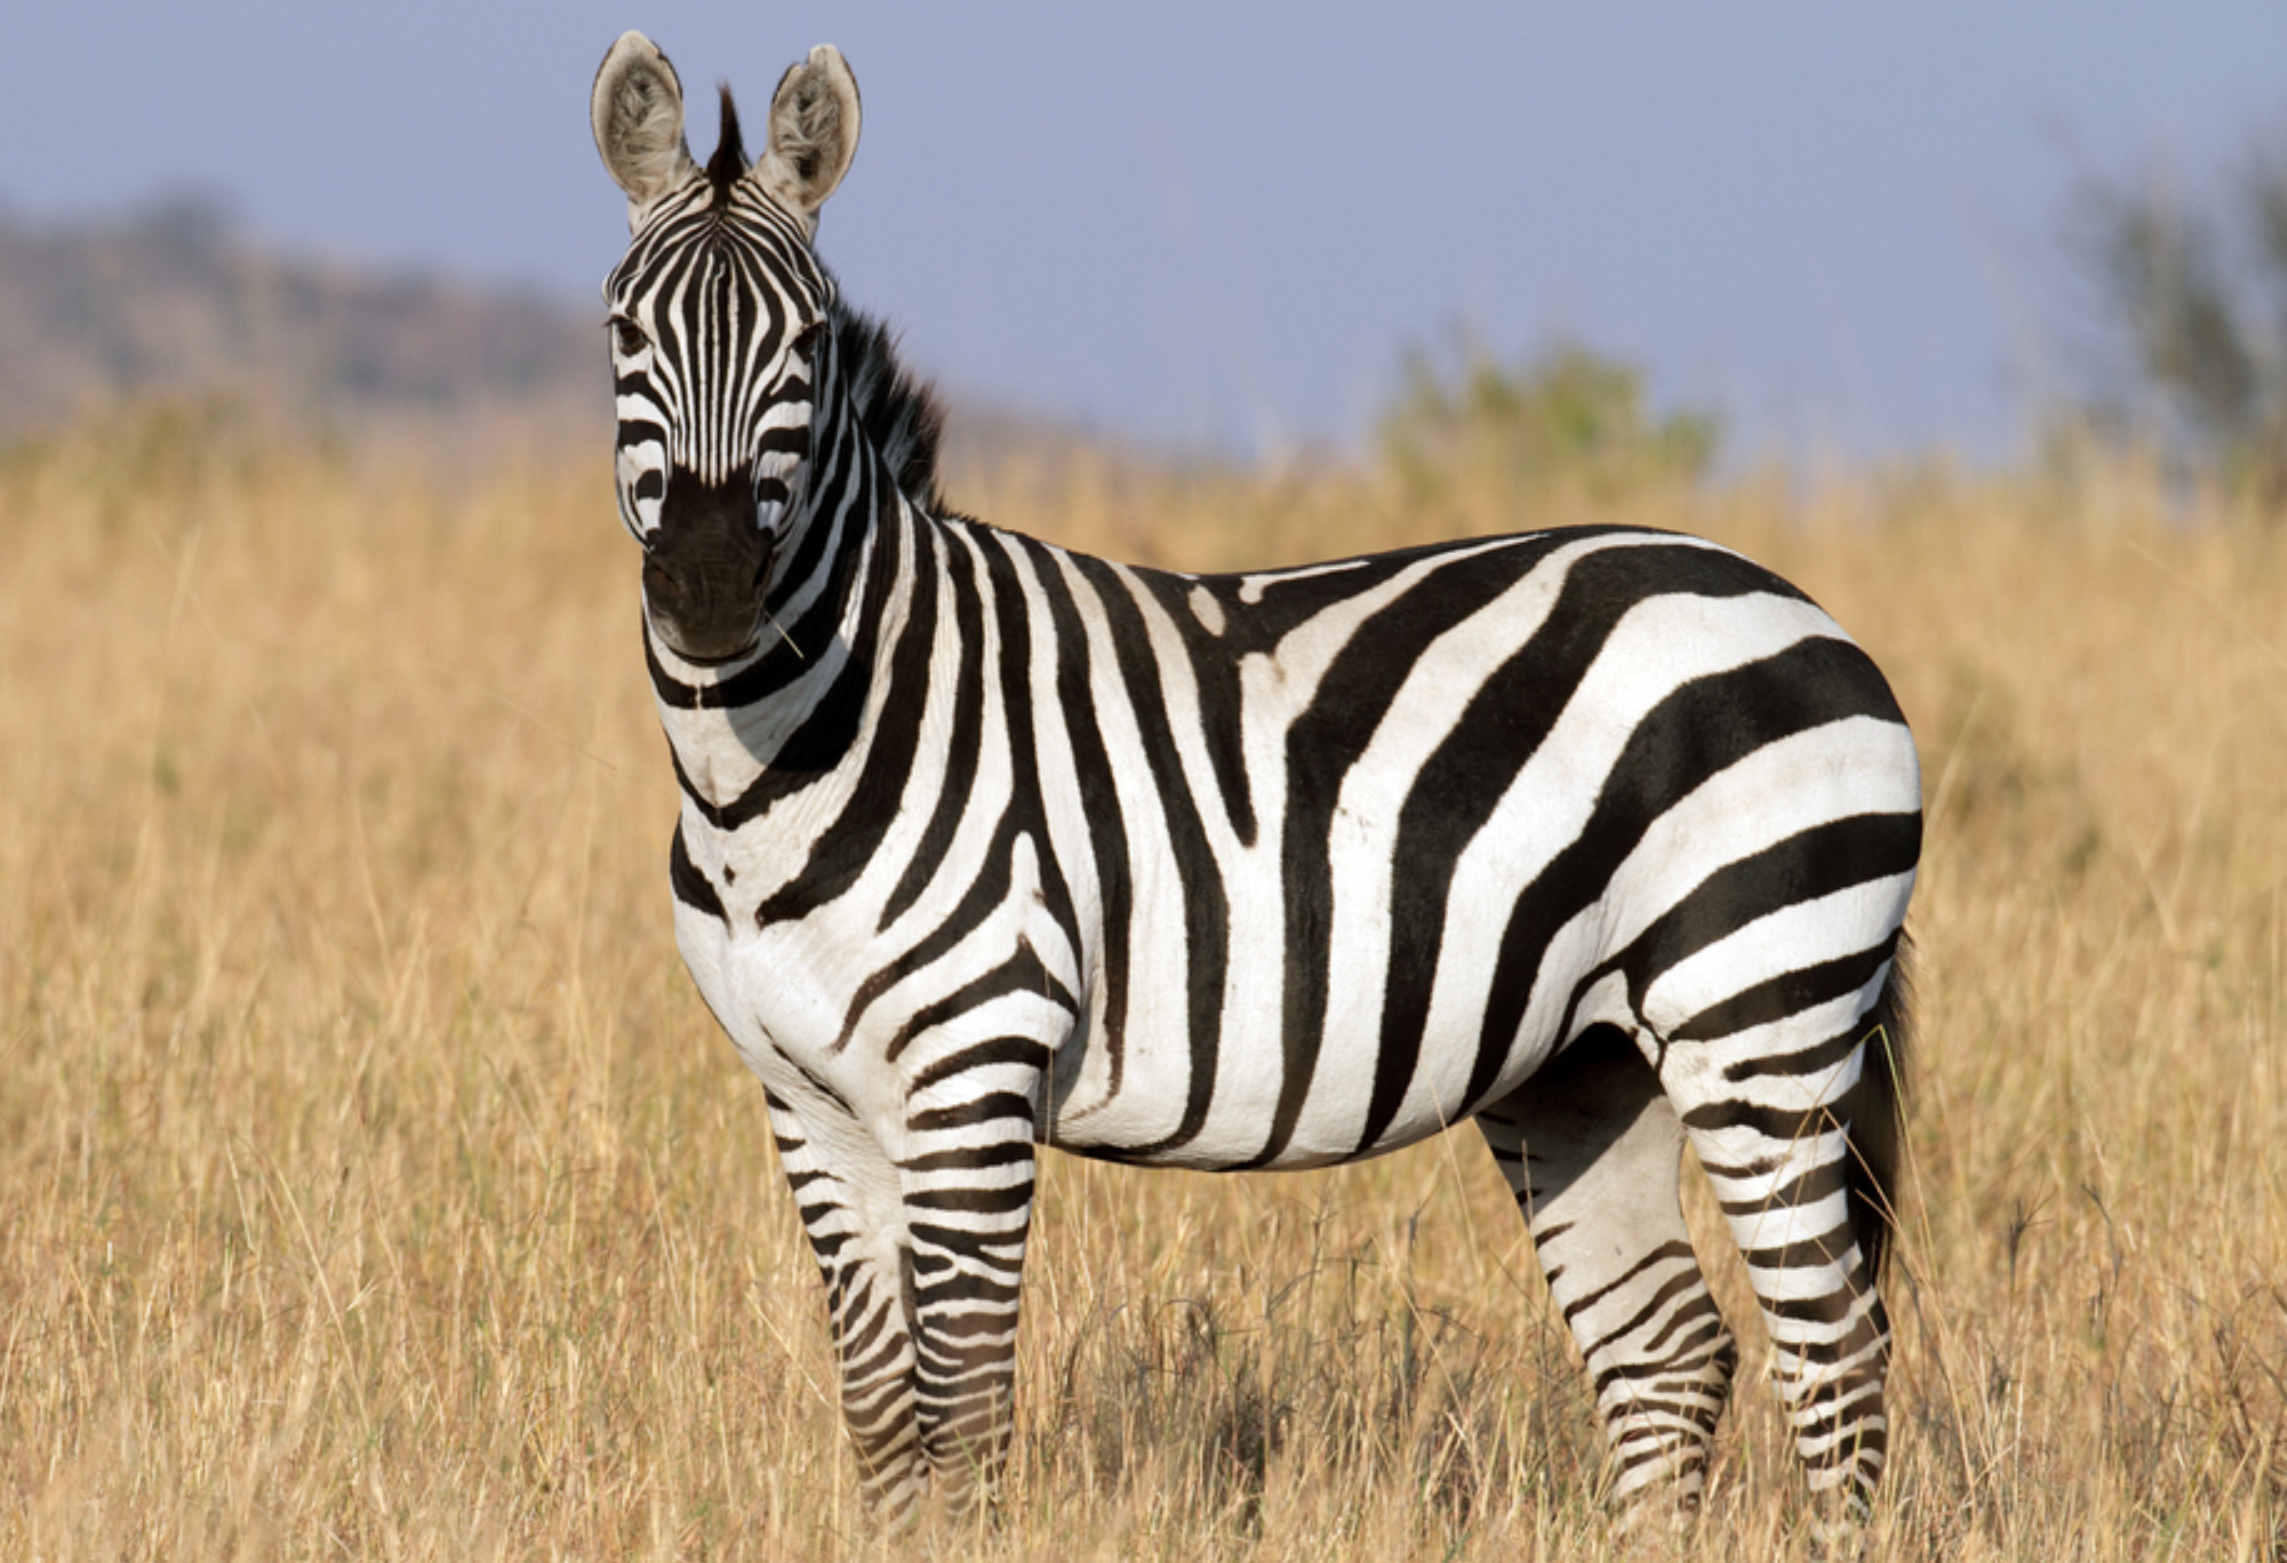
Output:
(707, 87), (747, 202)
(828, 288), (947, 514)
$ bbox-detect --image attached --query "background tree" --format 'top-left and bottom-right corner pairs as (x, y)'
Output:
(2064, 130), (2287, 504)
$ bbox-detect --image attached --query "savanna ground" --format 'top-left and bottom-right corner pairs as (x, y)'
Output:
(2, 406), (2284, 1560)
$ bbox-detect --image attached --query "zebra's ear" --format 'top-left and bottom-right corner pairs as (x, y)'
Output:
(754, 45), (861, 221)
(594, 32), (698, 217)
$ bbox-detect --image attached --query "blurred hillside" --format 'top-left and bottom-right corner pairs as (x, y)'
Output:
(0, 195), (611, 454)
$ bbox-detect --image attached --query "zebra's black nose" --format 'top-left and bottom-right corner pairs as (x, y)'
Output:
(643, 468), (771, 663)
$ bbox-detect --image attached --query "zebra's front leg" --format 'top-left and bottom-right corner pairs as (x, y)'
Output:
(770, 1073), (1039, 1526)
(900, 1099), (1036, 1519)
(765, 1092), (930, 1520)
(1478, 1024), (1737, 1525)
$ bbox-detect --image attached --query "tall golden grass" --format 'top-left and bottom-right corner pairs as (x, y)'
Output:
(2, 407), (2283, 1559)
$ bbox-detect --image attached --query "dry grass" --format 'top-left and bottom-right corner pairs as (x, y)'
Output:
(2, 409), (2284, 1559)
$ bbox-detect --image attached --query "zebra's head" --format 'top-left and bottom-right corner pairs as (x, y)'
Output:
(592, 33), (861, 665)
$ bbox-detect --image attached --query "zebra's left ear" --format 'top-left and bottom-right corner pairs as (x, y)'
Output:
(754, 45), (861, 221)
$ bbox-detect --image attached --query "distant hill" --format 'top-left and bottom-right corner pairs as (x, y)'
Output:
(0, 193), (1142, 483)
(0, 194), (607, 451)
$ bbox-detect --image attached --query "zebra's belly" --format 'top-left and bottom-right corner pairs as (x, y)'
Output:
(1038, 909), (1609, 1173)
(1040, 1005), (1576, 1173)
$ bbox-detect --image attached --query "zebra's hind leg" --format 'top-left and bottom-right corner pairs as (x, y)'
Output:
(1478, 1023), (1737, 1524)
(1660, 959), (1908, 1550)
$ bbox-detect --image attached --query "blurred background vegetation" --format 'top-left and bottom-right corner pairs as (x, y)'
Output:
(1376, 337), (1720, 504)
(2056, 116), (2287, 505)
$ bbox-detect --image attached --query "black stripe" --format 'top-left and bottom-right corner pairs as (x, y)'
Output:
(1671, 941), (1898, 1045)
(1073, 555), (1228, 1157)
(909, 1092), (1037, 1134)
(883, 946), (1077, 1064)
(903, 1181), (1037, 1215)
(908, 1223), (1033, 1267)
(1360, 543), (1687, 1151)
(668, 821), (727, 922)
(832, 809), (1028, 1052)
(900, 1141), (1035, 1173)
(1717, 1157), (1853, 1225)
(908, 1035), (1051, 1096)
(670, 530), (886, 830)
(1255, 545), (1541, 1165)
(1031, 546), (1133, 1100)
(1620, 813), (1920, 1015)
(986, 537), (1084, 1013)
(748, 507), (937, 924)
(1136, 572), (1263, 846)
(1677, 1096), (1827, 1142)
(879, 528), (988, 927)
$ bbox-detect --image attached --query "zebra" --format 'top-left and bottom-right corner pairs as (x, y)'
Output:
(590, 31), (1921, 1540)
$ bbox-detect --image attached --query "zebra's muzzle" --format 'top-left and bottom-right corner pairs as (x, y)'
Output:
(642, 468), (773, 664)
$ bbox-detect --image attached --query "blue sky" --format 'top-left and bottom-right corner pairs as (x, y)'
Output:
(5, 3), (2282, 463)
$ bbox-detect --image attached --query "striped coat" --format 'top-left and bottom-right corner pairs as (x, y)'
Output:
(593, 31), (1919, 1537)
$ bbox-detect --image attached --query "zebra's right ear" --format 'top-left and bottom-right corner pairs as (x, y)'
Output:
(593, 32), (697, 218)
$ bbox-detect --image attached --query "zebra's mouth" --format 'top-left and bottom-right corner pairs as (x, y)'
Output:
(641, 550), (768, 665)
(655, 622), (761, 666)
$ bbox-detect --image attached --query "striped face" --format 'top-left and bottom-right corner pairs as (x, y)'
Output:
(605, 184), (832, 663)
(593, 35), (859, 662)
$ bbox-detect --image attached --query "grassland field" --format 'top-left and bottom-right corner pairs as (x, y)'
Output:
(1, 408), (2284, 1559)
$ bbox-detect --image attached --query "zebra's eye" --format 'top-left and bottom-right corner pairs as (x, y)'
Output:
(790, 321), (826, 360)
(611, 317), (647, 358)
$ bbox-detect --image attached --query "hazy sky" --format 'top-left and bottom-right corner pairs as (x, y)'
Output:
(6, 3), (2282, 463)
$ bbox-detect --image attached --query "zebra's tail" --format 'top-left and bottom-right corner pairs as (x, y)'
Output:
(1848, 931), (1915, 1285)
